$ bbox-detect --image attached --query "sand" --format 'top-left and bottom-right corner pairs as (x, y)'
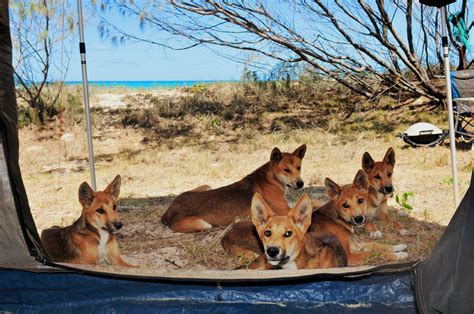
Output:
(18, 87), (472, 272)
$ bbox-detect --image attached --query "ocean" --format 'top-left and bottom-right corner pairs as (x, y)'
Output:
(64, 80), (234, 89)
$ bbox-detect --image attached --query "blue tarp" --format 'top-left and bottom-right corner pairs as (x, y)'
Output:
(0, 269), (415, 313)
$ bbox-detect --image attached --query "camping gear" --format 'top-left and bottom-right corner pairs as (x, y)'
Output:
(451, 70), (474, 142)
(398, 122), (447, 147)
(77, 0), (96, 190)
(415, 0), (460, 205)
(414, 170), (474, 313)
(448, 11), (471, 52)
(400, 71), (474, 147)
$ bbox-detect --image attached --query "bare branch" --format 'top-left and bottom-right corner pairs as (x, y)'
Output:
(94, 0), (473, 104)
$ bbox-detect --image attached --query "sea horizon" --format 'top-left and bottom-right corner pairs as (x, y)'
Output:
(64, 80), (236, 89)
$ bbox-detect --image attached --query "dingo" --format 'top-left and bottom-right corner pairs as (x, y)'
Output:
(309, 170), (408, 265)
(41, 176), (135, 267)
(247, 193), (347, 270)
(161, 145), (307, 233)
(362, 147), (408, 238)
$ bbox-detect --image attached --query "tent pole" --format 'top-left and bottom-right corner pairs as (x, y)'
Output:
(76, 0), (97, 190)
(440, 6), (460, 206)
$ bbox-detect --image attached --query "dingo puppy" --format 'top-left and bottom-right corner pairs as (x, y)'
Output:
(41, 176), (135, 267)
(248, 193), (347, 270)
(309, 170), (408, 265)
(161, 145), (307, 233)
(362, 147), (409, 238)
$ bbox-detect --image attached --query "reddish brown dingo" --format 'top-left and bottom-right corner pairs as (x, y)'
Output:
(362, 147), (409, 238)
(162, 145), (307, 233)
(41, 176), (135, 267)
(309, 170), (408, 265)
(247, 193), (347, 270)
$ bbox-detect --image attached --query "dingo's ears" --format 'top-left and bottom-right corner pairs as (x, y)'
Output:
(383, 147), (396, 167)
(291, 193), (312, 233)
(270, 147), (283, 164)
(105, 175), (121, 200)
(362, 152), (375, 172)
(251, 193), (274, 227)
(292, 144), (306, 160)
(325, 177), (341, 200)
(353, 169), (369, 191)
(79, 182), (94, 207)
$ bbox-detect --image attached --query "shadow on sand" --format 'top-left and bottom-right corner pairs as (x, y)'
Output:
(117, 186), (446, 272)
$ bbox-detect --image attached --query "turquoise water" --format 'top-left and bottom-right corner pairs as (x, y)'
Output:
(64, 80), (233, 89)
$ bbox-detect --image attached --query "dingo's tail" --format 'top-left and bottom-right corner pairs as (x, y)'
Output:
(316, 232), (348, 267)
(161, 210), (171, 225)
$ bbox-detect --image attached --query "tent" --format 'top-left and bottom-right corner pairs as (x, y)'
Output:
(0, 0), (473, 312)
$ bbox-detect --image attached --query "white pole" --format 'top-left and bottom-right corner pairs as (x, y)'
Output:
(440, 6), (460, 206)
(76, 0), (97, 190)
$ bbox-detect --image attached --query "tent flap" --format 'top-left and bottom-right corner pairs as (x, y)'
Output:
(414, 171), (474, 313)
(0, 3), (47, 265)
(0, 135), (36, 268)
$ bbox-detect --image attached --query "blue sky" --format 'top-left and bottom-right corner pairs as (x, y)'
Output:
(66, 7), (245, 81)
(25, 1), (469, 82)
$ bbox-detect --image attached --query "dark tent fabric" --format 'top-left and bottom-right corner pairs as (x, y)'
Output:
(0, 137), (32, 267)
(0, 269), (415, 312)
(414, 171), (474, 313)
(0, 1), (47, 268)
(0, 0), (45, 264)
(419, 0), (456, 8)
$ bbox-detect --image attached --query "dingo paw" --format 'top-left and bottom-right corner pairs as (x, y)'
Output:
(399, 229), (410, 236)
(396, 210), (408, 217)
(395, 251), (408, 260)
(392, 244), (408, 252)
(370, 230), (383, 239)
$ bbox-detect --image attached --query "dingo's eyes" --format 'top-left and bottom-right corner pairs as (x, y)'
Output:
(283, 168), (291, 173)
(358, 198), (364, 204)
(374, 174), (381, 179)
(96, 208), (105, 214)
(342, 202), (349, 208)
(113, 204), (117, 211)
(387, 172), (392, 177)
(264, 230), (272, 237)
(284, 231), (292, 238)
(296, 166), (301, 171)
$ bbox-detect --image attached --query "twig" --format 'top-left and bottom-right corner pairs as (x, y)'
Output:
(213, 218), (242, 243)
(164, 258), (182, 269)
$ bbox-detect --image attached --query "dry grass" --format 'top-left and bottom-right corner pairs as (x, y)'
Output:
(19, 83), (472, 272)
(115, 187), (446, 271)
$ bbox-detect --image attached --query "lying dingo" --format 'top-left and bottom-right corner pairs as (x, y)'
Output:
(41, 176), (135, 267)
(309, 170), (408, 265)
(248, 193), (347, 270)
(161, 145), (307, 233)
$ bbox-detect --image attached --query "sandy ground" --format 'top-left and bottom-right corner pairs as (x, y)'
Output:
(19, 88), (473, 271)
(91, 89), (186, 109)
